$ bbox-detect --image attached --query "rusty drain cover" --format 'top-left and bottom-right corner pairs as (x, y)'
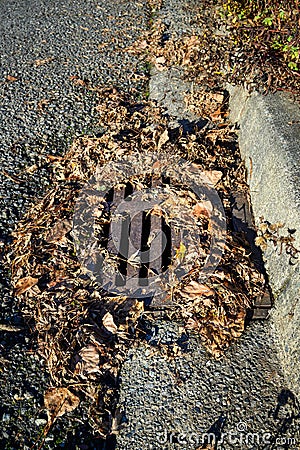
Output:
(230, 190), (273, 319)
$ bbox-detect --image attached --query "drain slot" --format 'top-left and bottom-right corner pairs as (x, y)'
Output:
(230, 190), (273, 319)
(104, 177), (173, 289)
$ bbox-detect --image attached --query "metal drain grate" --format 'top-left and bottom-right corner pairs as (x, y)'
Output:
(231, 190), (273, 319)
(103, 176), (180, 307)
(97, 181), (272, 318)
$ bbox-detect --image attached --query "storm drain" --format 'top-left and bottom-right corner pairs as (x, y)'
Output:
(106, 177), (174, 289)
(78, 172), (273, 320)
(90, 173), (188, 308)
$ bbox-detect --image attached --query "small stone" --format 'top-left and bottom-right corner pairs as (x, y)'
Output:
(35, 418), (47, 426)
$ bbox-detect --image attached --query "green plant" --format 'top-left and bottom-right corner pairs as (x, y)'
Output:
(262, 16), (273, 26)
(272, 35), (299, 70)
(220, 0), (300, 73)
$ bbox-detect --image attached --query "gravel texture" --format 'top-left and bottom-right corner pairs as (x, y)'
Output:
(0, 0), (147, 237)
(0, 0), (147, 448)
(117, 321), (299, 450)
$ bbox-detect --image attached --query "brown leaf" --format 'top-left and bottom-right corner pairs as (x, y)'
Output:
(255, 236), (268, 251)
(154, 56), (167, 71)
(196, 446), (215, 450)
(210, 107), (223, 121)
(139, 39), (148, 50)
(202, 170), (223, 186)
(0, 324), (23, 332)
(150, 204), (164, 217)
(34, 57), (54, 67)
(152, 160), (161, 170)
(69, 75), (87, 87)
(155, 56), (166, 65)
(192, 201), (212, 219)
(102, 312), (118, 334)
(181, 280), (215, 298)
(185, 317), (200, 330)
(45, 219), (72, 244)
(37, 98), (50, 112)
(157, 129), (169, 150)
(44, 387), (80, 421)
(46, 155), (63, 162)
(98, 42), (109, 51)
(15, 276), (39, 296)
(74, 345), (100, 380)
(6, 75), (18, 82)
(210, 92), (224, 103)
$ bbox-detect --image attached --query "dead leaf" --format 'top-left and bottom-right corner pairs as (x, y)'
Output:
(45, 219), (72, 244)
(24, 164), (38, 174)
(44, 387), (80, 421)
(139, 39), (148, 50)
(98, 42), (109, 51)
(70, 75), (87, 87)
(155, 55), (167, 70)
(0, 324), (23, 332)
(185, 317), (200, 330)
(202, 170), (223, 186)
(210, 92), (224, 103)
(157, 129), (169, 150)
(37, 98), (50, 113)
(181, 280), (215, 298)
(155, 56), (166, 65)
(102, 312), (118, 334)
(6, 75), (18, 82)
(150, 204), (164, 217)
(192, 201), (212, 219)
(210, 107), (223, 121)
(48, 274), (69, 288)
(34, 57), (54, 67)
(2, 170), (25, 183)
(152, 160), (161, 170)
(196, 447), (214, 450)
(74, 345), (100, 380)
(15, 276), (39, 296)
(255, 236), (268, 251)
(46, 155), (64, 162)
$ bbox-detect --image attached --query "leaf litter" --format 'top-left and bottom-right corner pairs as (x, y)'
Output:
(10, 2), (294, 432)
(8, 84), (274, 438)
(6, 0), (299, 443)
(128, 0), (300, 97)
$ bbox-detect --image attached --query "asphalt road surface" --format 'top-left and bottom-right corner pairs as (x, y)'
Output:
(0, 1), (147, 448)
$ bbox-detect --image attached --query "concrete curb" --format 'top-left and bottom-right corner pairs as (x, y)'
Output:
(228, 85), (300, 400)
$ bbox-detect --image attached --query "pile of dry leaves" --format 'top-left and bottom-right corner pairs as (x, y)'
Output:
(9, 86), (268, 440)
(8, 0), (300, 443)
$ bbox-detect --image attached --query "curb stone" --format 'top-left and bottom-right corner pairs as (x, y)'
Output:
(227, 85), (300, 401)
